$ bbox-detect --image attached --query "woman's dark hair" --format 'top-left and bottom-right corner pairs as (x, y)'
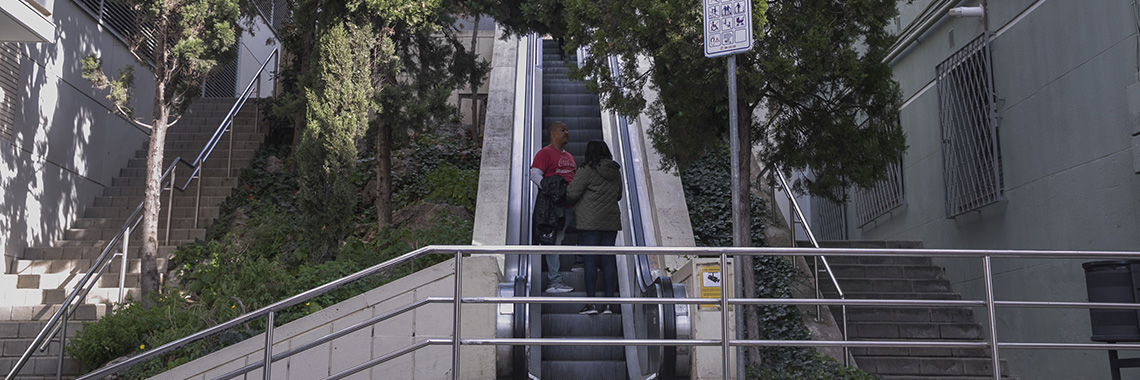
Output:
(583, 140), (613, 168)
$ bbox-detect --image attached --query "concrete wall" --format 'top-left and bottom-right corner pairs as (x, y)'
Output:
(0, 1), (279, 273)
(842, 1), (1140, 379)
(0, 0), (156, 272)
(153, 256), (501, 380)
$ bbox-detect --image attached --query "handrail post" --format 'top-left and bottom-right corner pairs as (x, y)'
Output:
(983, 256), (1001, 380)
(119, 226), (129, 304)
(720, 251), (731, 379)
(165, 170), (175, 245)
(194, 170), (202, 229)
(56, 309), (67, 380)
(263, 311), (275, 380)
(453, 250), (464, 380)
(227, 120), (234, 178)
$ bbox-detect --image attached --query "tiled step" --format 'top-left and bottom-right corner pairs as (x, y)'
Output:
(838, 278), (953, 293)
(62, 228), (205, 242)
(848, 321), (982, 340)
(93, 195), (230, 209)
(0, 305), (109, 321)
(857, 356), (1008, 378)
(845, 306), (976, 323)
(14, 257), (171, 275)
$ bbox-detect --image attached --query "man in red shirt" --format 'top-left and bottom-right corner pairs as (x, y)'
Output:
(531, 122), (575, 293)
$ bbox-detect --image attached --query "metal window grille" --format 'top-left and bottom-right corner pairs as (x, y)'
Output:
(0, 43), (18, 141)
(250, 0), (288, 33)
(854, 160), (905, 227)
(936, 32), (1003, 218)
(811, 193), (847, 241)
(201, 40), (239, 97)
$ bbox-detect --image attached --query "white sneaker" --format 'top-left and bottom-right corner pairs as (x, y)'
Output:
(546, 283), (574, 293)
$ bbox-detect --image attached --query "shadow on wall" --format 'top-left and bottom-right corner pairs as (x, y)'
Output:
(0, 4), (152, 273)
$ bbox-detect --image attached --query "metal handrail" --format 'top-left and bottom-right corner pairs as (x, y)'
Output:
(772, 169), (850, 364)
(6, 48), (280, 380)
(74, 245), (1140, 380)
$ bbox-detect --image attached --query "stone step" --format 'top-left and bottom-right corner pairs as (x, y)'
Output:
(836, 278), (953, 293)
(118, 166), (247, 180)
(156, 139), (263, 151)
(109, 176), (238, 189)
(829, 264), (946, 280)
(93, 195), (230, 209)
(14, 257), (171, 275)
(62, 228), (205, 243)
(83, 204), (219, 219)
(16, 272), (141, 290)
(849, 346), (990, 358)
(826, 255), (933, 266)
(0, 286), (142, 307)
(857, 356), (1009, 378)
(844, 306), (977, 323)
(0, 304), (109, 321)
(68, 217), (214, 232)
(848, 321), (982, 340)
(836, 291), (964, 300)
(125, 151), (258, 168)
(97, 183), (235, 197)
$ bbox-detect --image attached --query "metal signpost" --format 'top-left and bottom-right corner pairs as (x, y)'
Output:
(704, 1), (753, 378)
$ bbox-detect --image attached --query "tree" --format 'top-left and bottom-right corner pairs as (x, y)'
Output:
(523, 0), (905, 369)
(82, 0), (241, 304)
(295, 20), (376, 260)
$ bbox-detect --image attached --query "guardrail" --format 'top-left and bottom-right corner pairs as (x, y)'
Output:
(57, 245), (1140, 380)
(5, 48), (280, 380)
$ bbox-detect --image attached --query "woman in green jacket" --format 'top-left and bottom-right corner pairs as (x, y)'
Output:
(567, 140), (623, 315)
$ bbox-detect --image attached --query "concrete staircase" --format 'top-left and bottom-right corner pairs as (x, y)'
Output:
(2, 98), (263, 379)
(815, 241), (1014, 380)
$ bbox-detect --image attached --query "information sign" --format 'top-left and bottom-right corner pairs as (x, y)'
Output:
(698, 265), (723, 310)
(703, 0), (754, 57)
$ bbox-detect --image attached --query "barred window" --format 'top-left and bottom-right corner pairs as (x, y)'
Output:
(854, 160), (904, 227)
(0, 43), (18, 141)
(811, 193), (847, 241)
(936, 33), (1003, 218)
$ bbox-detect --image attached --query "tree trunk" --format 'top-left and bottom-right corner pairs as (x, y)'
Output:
(376, 119), (393, 229)
(291, 27), (314, 161)
(738, 103), (762, 367)
(469, 14), (481, 141)
(140, 81), (168, 307)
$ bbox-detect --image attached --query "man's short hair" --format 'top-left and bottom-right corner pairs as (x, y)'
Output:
(548, 121), (567, 134)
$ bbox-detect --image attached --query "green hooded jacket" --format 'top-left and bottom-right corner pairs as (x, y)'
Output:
(567, 158), (623, 231)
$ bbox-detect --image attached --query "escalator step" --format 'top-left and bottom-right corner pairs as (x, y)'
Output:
(541, 314), (623, 336)
(542, 361), (627, 380)
(544, 344), (625, 361)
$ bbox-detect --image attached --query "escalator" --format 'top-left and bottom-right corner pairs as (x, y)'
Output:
(538, 39), (625, 379)
(497, 35), (690, 380)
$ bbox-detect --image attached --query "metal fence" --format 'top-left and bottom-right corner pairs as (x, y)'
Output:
(811, 193), (847, 241)
(73, 0), (241, 97)
(854, 160), (905, 227)
(937, 32), (1003, 218)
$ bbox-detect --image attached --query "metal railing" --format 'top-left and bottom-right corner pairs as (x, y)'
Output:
(5, 47), (280, 380)
(772, 170), (850, 364)
(64, 245), (1140, 380)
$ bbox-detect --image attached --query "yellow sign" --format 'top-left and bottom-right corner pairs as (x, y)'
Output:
(698, 265), (723, 310)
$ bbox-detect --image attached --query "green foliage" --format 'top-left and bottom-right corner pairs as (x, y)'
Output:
(424, 163), (479, 211)
(680, 145), (765, 247)
(68, 95), (481, 375)
(389, 135), (482, 210)
(554, 0), (904, 199)
(682, 147), (874, 378)
(297, 21), (376, 260)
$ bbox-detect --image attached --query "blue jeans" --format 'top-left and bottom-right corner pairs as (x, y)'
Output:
(578, 230), (617, 299)
(547, 208), (574, 286)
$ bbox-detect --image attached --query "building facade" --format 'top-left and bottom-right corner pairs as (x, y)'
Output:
(0, 0), (278, 273)
(808, 1), (1140, 378)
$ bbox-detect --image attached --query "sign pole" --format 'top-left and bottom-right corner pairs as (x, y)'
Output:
(704, 0), (753, 377)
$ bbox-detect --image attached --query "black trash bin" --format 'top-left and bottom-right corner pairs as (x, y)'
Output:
(1083, 260), (1140, 342)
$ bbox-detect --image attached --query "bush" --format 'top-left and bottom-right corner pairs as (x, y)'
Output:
(680, 146), (875, 379)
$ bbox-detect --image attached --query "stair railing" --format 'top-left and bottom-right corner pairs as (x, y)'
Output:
(67, 245), (1140, 380)
(772, 169), (851, 365)
(6, 47), (279, 380)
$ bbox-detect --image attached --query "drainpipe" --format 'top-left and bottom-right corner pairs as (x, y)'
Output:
(885, 0), (977, 65)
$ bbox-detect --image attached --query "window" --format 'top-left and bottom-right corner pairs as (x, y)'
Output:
(937, 32), (1003, 217)
(854, 160), (904, 227)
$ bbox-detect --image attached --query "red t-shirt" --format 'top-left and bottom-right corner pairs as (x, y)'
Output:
(531, 145), (576, 183)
